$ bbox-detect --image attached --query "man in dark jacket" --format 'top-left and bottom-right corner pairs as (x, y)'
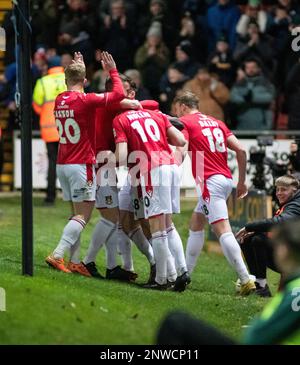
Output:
(236, 174), (300, 297)
(285, 59), (300, 130)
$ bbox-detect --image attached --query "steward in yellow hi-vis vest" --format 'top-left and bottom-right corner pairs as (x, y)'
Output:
(32, 56), (66, 204)
(33, 58), (66, 142)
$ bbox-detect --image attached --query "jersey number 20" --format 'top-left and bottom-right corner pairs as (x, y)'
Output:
(56, 118), (80, 144)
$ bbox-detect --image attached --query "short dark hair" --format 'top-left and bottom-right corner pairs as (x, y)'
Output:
(243, 57), (261, 68)
(105, 73), (137, 92)
(173, 91), (199, 109)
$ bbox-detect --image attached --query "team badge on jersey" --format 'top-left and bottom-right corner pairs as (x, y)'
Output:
(146, 187), (153, 198)
(105, 195), (113, 205)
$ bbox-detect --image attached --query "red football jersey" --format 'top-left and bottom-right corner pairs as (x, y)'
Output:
(55, 69), (124, 164)
(180, 112), (232, 182)
(113, 109), (174, 175)
(95, 99), (160, 153)
(95, 102), (121, 153)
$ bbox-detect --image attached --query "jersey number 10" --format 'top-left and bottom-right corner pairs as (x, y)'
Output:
(131, 118), (160, 142)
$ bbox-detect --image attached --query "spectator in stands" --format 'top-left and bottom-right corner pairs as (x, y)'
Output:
(174, 40), (202, 79)
(97, 0), (135, 72)
(159, 40), (201, 99)
(266, 0), (300, 73)
(31, 0), (59, 50)
(236, 175), (300, 297)
(61, 53), (73, 70)
(208, 33), (236, 88)
(57, 0), (96, 67)
(137, 0), (176, 49)
(157, 218), (300, 345)
(124, 69), (152, 100)
(236, 0), (267, 37)
(234, 20), (275, 78)
(285, 58), (300, 130)
(206, 0), (241, 53)
(1, 10), (15, 66)
(134, 22), (170, 99)
(159, 63), (189, 114)
(182, 66), (230, 121)
(97, 0), (138, 22)
(230, 57), (275, 130)
(32, 48), (48, 78)
(32, 56), (66, 205)
(176, 11), (208, 64)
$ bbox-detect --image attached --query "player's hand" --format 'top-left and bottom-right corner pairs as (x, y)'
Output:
(95, 49), (102, 63)
(72, 52), (85, 65)
(101, 51), (116, 72)
(236, 182), (248, 199)
(236, 227), (254, 244)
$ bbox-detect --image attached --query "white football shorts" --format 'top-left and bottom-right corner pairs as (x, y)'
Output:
(57, 163), (96, 202)
(194, 174), (233, 224)
(140, 164), (180, 219)
(95, 165), (119, 209)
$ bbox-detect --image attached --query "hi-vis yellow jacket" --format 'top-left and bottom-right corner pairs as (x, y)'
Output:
(32, 67), (66, 142)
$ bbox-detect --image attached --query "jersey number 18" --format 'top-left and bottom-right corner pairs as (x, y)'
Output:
(202, 127), (226, 153)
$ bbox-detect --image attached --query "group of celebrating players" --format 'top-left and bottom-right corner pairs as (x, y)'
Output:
(45, 51), (256, 294)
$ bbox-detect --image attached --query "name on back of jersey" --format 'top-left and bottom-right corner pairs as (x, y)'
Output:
(126, 111), (151, 121)
(55, 109), (75, 118)
(198, 118), (219, 128)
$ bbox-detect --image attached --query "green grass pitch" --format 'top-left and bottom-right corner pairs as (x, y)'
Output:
(0, 196), (279, 344)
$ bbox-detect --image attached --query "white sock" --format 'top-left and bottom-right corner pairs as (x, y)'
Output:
(118, 226), (134, 271)
(151, 237), (176, 282)
(105, 227), (120, 270)
(256, 278), (267, 287)
(129, 226), (155, 266)
(53, 217), (86, 259)
(219, 232), (250, 284)
(167, 225), (187, 276)
(167, 253), (177, 282)
(70, 237), (81, 264)
(151, 231), (169, 285)
(186, 230), (205, 274)
(83, 218), (116, 264)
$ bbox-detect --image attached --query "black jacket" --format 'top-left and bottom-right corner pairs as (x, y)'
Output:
(245, 190), (300, 233)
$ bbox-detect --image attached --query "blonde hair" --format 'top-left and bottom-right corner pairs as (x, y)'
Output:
(173, 91), (199, 109)
(65, 63), (86, 86)
(275, 175), (300, 190)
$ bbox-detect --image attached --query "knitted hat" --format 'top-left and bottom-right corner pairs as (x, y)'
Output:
(147, 21), (162, 38)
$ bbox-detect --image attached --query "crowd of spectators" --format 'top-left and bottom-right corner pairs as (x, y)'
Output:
(1, 0), (300, 131)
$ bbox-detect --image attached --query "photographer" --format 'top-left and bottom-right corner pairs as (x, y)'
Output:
(157, 219), (300, 345)
(236, 175), (300, 297)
